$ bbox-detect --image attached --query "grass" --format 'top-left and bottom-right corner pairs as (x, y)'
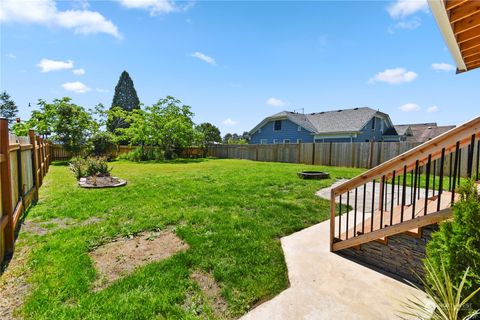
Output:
(11, 159), (363, 319)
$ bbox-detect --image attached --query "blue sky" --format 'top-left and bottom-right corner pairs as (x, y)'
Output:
(1, 0), (479, 136)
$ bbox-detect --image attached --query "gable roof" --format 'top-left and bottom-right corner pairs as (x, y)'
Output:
(249, 107), (393, 135)
(395, 123), (456, 143)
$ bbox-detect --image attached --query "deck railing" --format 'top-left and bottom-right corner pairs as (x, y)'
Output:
(330, 116), (480, 252)
(0, 119), (50, 264)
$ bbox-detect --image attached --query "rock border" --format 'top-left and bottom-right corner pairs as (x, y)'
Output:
(78, 176), (127, 188)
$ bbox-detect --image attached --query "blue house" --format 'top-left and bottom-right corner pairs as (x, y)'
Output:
(249, 107), (400, 144)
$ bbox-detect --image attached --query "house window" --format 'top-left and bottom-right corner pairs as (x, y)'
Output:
(273, 139), (279, 144)
(297, 139), (302, 144)
(258, 128), (262, 134)
(297, 125), (302, 132)
(260, 139), (267, 144)
(283, 139), (290, 144)
(371, 118), (376, 130)
(274, 120), (282, 131)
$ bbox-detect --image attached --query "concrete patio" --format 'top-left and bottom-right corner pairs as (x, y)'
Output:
(240, 183), (431, 320)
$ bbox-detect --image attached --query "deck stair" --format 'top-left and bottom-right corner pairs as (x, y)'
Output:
(330, 116), (480, 252)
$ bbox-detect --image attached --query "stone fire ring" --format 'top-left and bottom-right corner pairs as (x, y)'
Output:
(79, 177), (127, 188)
(297, 171), (330, 180)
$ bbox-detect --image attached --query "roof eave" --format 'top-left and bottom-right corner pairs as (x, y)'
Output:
(428, 0), (467, 72)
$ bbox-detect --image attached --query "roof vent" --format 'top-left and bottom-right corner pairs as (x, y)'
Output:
(428, 126), (432, 129)
(354, 107), (359, 110)
(320, 112), (325, 114)
(337, 109), (342, 112)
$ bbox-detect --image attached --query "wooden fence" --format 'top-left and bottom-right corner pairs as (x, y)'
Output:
(207, 142), (477, 176)
(0, 119), (50, 264)
(50, 145), (204, 161)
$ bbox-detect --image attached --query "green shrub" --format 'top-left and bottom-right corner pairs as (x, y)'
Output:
(69, 156), (111, 180)
(89, 132), (117, 160)
(117, 147), (164, 162)
(427, 179), (480, 312)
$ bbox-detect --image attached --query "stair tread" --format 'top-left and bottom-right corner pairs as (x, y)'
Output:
(339, 191), (457, 241)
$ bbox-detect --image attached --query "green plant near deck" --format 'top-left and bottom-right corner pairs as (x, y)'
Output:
(427, 179), (480, 312)
(16, 159), (363, 319)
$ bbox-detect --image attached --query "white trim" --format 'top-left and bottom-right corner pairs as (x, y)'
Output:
(260, 139), (268, 144)
(428, 0), (467, 72)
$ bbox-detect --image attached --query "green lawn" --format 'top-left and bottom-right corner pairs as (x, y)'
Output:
(11, 159), (364, 319)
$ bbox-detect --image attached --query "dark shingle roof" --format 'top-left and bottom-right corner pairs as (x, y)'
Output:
(395, 123), (456, 143)
(263, 107), (385, 134)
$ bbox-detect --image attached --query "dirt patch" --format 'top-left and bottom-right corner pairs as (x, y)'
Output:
(185, 270), (229, 319)
(0, 245), (32, 320)
(90, 230), (189, 290)
(20, 216), (103, 236)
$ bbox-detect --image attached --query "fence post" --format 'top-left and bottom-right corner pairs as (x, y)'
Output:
(29, 130), (39, 202)
(0, 118), (14, 254)
(36, 136), (43, 186)
(312, 143), (316, 165)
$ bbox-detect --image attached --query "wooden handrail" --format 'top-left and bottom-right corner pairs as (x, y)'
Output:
(332, 116), (480, 196)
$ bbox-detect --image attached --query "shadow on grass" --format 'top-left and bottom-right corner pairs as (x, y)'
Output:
(114, 158), (209, 165)
(51, 160), (70, 166)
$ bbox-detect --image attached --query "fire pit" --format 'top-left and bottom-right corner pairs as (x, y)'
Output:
(297, 171), (330, 180)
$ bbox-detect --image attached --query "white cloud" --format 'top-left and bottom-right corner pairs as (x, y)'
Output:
(37, 58), (74, 72)
(431, 63), (455, 72)
(190, 52), (216, 65)
(0, 0), (120, 38)
(6, 53), (16, 59)
(61, 81), (90, 93)
(96, 88), (109, 93)
(389, 17), (422, 33)
(266, 97), (287, 107)
(369, 67), (418, 84)
(387, 0), (429, 19)
(118, 0), (176, 15)
(427, 105), (439, 113)
(222, 118), (237, 126)
(73, 68), (85, 75)
(399, 103), (421, 112)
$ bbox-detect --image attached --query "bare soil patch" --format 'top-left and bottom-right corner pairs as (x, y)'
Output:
(20, 216), (102, 236)
(190, 270), (229, 318)
(90, 230), (189, 290)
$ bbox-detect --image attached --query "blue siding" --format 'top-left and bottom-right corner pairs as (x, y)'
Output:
(249, 119), (314, 144)
(356, 117), (391, 142)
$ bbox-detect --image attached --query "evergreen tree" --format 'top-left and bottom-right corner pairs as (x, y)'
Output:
(107, 71), (140, 133)
(0, 91), (19, 126)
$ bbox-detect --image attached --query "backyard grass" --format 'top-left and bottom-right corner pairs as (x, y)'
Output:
(6, 159), (364, 320)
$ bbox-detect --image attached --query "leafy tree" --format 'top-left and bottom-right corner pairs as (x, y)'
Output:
(0, 91), (19, 125)
(223, 132), (249, 144)
(89, 131), (118, 160)
(426, 179), (480, 312)
(108, 71), (140, 133)
(111, 96), (196, 160)
(196, 122), (221, 155)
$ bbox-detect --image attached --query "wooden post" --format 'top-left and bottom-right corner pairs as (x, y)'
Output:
(36, 137), (43, 186)
(312, 143), (316, 165)
(330, 190), (336, 252)
(29, 130), (39, 202)
(0, 118), (14, 254)
(328, 142), (333, 166)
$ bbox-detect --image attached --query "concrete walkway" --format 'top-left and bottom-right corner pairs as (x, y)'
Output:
(240, 184), (430, 319)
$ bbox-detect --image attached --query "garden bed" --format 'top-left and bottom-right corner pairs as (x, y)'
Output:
(78, 176), (127, 188)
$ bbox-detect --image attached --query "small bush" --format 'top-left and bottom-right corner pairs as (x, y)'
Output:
(69, 156), (111, 180)
(117, 147), (164, 162)
(426, 179), (480, 312)
(89, 132), (117, 160)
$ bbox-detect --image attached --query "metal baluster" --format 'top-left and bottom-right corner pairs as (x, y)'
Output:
(401, 165), (407, 222)
(354, 188), (358, 236)
(424, 155), (431, 216)
(467, 134), (476, 178)
(437, 148), (445, 212)
(452, 142), (460, 203)
(390, 170), (395, 225)
(371, 180), (375, 232)
(412, 160), (419, 219)
(380, 176), (385, 229)
(362, 184), (366, 234)
(346, 191), (350, 239)
(338, 195), (342, 239)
